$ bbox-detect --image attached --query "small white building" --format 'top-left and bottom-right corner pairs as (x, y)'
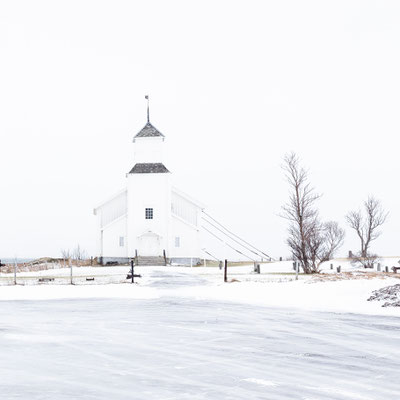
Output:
(94, 109), (204, 265)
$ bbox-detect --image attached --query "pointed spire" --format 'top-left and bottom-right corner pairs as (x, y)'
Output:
(145, 95), (150, 123)
(133, 95), (165, 139)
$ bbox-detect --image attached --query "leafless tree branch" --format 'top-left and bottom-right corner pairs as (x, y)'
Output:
(61, 248), (71, 260)
(281, 153), (344, 273)
(346, 196), (387, 260)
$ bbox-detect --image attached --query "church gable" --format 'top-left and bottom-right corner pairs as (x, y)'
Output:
(94, 190), (127, 229)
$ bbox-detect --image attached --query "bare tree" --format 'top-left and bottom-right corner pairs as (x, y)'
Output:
(353, 253), (380, 269)
(346, 196), (387, 261)
(303, 221), (345, 270)
(281, 153), (320, 273)
(281, 153), (345, 273)
(307, 221), (325, 271)
(73, 244), (87, 262)
(61, 248), (71, 260)
(319, 221), (345, 262)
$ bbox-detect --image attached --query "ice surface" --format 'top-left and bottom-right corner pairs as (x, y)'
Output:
(0, 270), (399, 399)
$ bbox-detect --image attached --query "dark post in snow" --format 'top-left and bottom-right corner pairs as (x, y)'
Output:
(377, 263), (381, 272)
(14, 259), (17, 285)
(330, 263), (333, 270)
(69, 258), (73, 285)
(295, 261), (299, 280)
(253, 262), (260, 273)
(224, 259), (228, 283)
(130, 259), (135, 284)
(385, 266), (389, 273)
(337, 265), (341, 273)
(127, 259), (141, 282)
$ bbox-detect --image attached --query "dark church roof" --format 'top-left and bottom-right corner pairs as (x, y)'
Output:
(134, 122), (165, 139)
(129, 163), (170, 174)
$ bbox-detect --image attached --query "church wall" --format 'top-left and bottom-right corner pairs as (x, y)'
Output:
(102, 216), (128, 259)
(168, 216), (201, 260)
(127, 172), (171, 256)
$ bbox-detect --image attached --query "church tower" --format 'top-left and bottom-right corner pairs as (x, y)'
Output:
(126, 98), (171, 257)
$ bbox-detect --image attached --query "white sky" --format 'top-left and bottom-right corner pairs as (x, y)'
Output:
(0, 0), (399, 260)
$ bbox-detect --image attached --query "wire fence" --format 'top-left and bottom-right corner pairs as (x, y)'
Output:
(0, 262), (134, 286)
(0, 259), (285, 287)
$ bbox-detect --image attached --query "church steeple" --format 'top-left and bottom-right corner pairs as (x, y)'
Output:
(145, 95), (150, 123)
(133, 96), (165, 140)
(130, 96), (168, 169)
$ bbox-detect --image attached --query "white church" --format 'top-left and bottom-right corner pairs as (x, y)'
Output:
(94, 100), (204, 266)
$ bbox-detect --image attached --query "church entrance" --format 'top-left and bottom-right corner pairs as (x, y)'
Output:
(138, 232), (162, 256)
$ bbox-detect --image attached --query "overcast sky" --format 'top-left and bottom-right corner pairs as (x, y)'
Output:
(1, 0), (399, 260)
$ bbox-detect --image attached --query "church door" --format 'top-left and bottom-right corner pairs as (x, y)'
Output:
(138, 232), (162, 256)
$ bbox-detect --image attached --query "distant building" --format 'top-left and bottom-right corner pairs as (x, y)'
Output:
(94, 105), (203, 265)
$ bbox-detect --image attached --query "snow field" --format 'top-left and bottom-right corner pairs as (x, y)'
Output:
(0, 261), (399, 316)
(0, 283), (399, 400)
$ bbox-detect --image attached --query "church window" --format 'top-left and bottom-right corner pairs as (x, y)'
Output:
(119, 236), (124, 247)
(145, 208), (153, 219)
(175, 237), (180, 247)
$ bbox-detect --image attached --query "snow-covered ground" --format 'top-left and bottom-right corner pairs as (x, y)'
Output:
(0, 267), (399, 400)
(0, 260), (399, 316)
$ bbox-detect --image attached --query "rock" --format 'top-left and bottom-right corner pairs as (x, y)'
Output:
(367, 284), (400, 307)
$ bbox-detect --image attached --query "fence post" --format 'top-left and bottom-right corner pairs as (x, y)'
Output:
(130, 259), (134, 284)
(69, 258), (73, 285)
(330, 263), (333, 270)
(295, 261), (299, 280)
(377, 263), (381, 272)
(337, 265), (341, 273)
(224, 259), (228, 283)
(14, 259), (17, 285)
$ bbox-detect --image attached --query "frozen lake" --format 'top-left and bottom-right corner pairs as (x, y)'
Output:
(0, 271), (399, 399)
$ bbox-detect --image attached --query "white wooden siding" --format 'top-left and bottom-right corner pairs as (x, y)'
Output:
(99, 191), (127, 228)
(171, 191), (198, 226)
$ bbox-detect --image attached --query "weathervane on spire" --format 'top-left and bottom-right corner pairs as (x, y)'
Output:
(145, 95), (150, 123)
